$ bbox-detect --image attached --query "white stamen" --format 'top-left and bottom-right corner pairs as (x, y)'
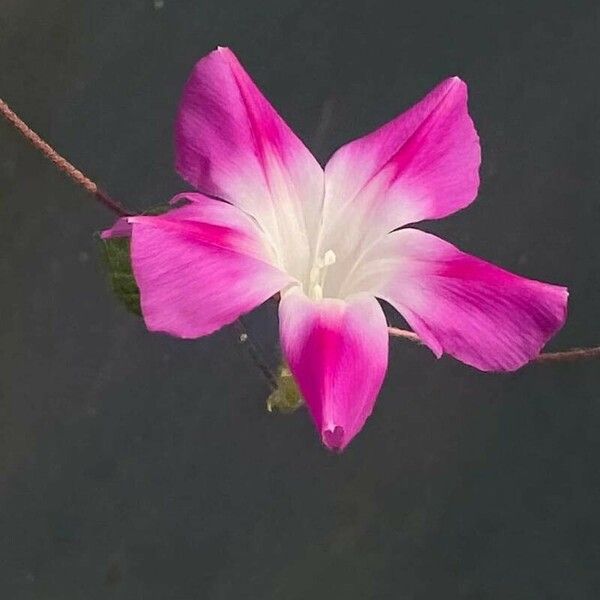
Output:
(308, 249), (336, 300)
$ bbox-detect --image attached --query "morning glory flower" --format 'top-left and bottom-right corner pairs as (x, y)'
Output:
(103, 47), (568, 451)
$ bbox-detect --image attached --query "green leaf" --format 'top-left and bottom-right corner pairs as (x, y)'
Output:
(100, 236), (142, 316)
(267, 366), (304, 414)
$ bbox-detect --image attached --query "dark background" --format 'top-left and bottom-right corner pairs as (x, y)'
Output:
(1, 1), (599, 598)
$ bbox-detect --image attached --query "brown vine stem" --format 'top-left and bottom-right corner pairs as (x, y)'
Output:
(388, 327), (600, 364)
(0, 98), (130, 216)
(2, 98), (598, 366)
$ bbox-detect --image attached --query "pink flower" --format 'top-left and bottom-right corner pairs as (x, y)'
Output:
(104, 47), (568, 451)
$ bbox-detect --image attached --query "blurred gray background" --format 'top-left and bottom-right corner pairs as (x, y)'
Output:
(1, 0), (599, 598)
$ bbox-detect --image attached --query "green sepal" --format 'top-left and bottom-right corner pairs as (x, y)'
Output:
(267, 366), (304, 414)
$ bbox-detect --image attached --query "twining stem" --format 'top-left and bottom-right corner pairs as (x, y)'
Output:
(0, 98), (130, 216)
(2, 97), (598, 366)
(532, 346), (600, 363)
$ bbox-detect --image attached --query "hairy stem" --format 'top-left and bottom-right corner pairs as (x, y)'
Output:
(0, 98), (130, 216)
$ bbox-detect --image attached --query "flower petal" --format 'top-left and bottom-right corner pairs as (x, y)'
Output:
(128, 196), (292, 338)
(175, 47), (324, 282)
(349, 229), (568, 371)
(279, 288), (389, 450)
(321, 77), (480, 263)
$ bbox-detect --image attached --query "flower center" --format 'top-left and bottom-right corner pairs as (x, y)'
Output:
(308, 249), (337, 300)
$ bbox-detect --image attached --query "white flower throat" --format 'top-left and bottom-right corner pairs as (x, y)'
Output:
(308, 249), (337, 300)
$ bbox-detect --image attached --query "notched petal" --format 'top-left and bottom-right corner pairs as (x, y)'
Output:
(278, 289), (389, 450)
